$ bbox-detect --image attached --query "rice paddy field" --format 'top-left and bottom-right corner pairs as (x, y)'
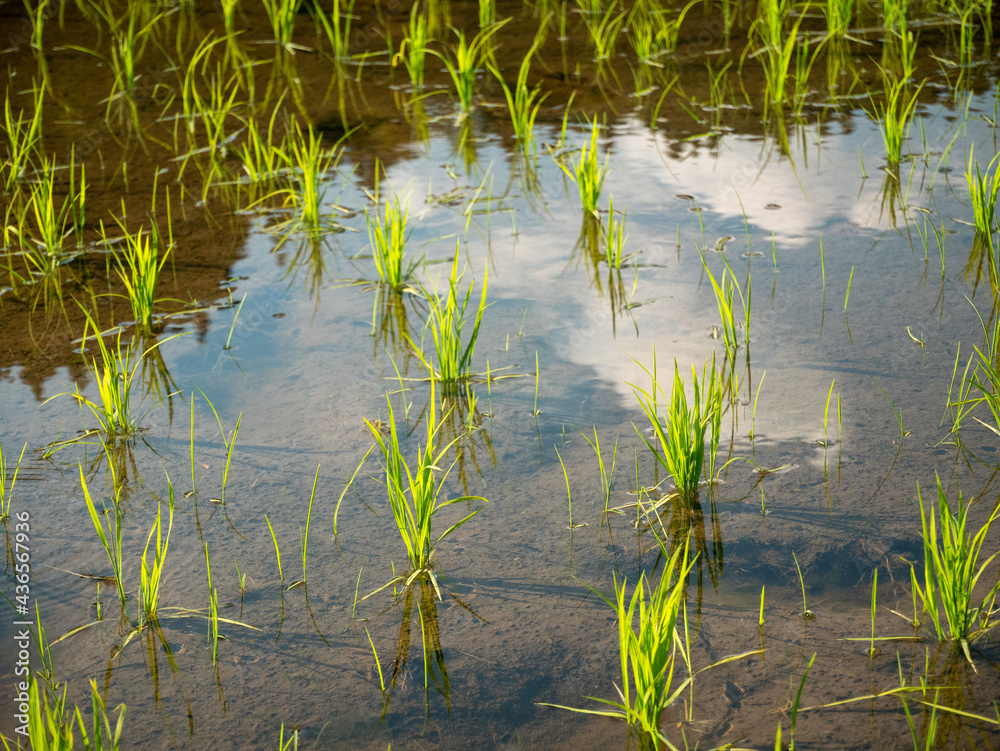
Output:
(3, 0), (1000, 748)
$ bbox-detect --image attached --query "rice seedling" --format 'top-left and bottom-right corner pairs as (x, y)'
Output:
(428, 22), (509, 116)
(393, 4), (429, 89)
(0, 439), (26, 522)
(300, 465), (319, 585)
(1, 674), (74, 751)
(557, 117), (609, 217)
(541, 538), (759, 747)
(111, 226), (172, 331)
(197, 390), (242, 507)
(74, 680), (126, 751)
(45, 316), (175, 437)
(315, 0), (357, 60)
(339, 383), (488, 596)
(630, 352), (725, 501)
(759, 585), (766, 627)
(749, 371), (765, 442)
(204, 541), (221, 665)
(581, 428), (617, 514)
(278, 120), (341, 232)
(793, 551), (815, 618)
(488, 33), (549, 148)
(823, 0), (853, 38)
(80, 468), (128, 617)
(139, 484), (175, 623)
(744, 0), (811, 110)
(2, 84), (43, 192)
(367, 191), (419, 291)
(583, 2), (627, 62)
(235, 558), (247, 596)
(702, 262), (739, 362)
(409, 251), (489, 394)
(913, 476), (1000, 664)
(265, 515), (284, 582)
(478, 0), (496, 27)
(14, 153), (81, 283)
(844, 266), (854, 311)
(262, 0), (303, 50)
(532, 351), (540, 415)
(788, 653), (816, 748)
(603, 197), (633, 268)
(869, 74), (923, 171)
(278, 724), (299, 751)
(820, 379), (835, 446)
(965, 146), (1000, 245)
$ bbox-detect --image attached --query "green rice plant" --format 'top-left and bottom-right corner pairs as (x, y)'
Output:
(542, 538), (759, 747)
(478, 0), (495, 27)
(265, 515), (284, 582)
(261, 0), (303, 49)
(139, 485), (175, 623)
(793, 551), (815, 618)
(630, 352), (725, 500)
(281, 120), (341, 231)
(882, 0), (910, 30)
(74, 680), (126, 751)
(342, 384), (488, 595)
(204, 541), (220, 665)
(410, 251), (489, 394)
(532, 351), (541, 415)
(80, 468), (128, 617)
(1, 675), (74, 751)
(913, 476), (1000, 664)
(759, 585), (766, 627)
(2, 84), (43, 192)
(112, 226), (172, 331)
(581, 428), (618, 513)
(45, 317), (171, 436)
(965, 146), (1000, 244)
(196, 389), (242, 507)
(628, 1), (696, 63)
(869, 74), (923, 171)
(278, 723), (299, 751)
(488, 35), (549, 148)
(315, 0), (357, 59)
(428, 22), (509, 116)
(603, 196), (633, 268)
(367, 192), (419, 290)
(702, 262), (739, 361)
(15, 153), (78, 280)
(744, 0), (811, 110)
(823, 0), (853, 37)
(540, 542), (693, 746)
(393, 4), (429, 88)
(557, 117), (609, 217)
(301, 465), (319, 585)
(0, 439), (26, 522)
(583, 1), (627, 61)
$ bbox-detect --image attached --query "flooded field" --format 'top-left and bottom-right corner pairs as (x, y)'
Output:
(2, 0), (1000, 747)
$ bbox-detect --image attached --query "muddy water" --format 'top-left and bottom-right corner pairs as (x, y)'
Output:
(2, 0), (1000, 748)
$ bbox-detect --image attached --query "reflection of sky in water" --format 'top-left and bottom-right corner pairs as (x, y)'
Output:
(356, 98), (995, 446)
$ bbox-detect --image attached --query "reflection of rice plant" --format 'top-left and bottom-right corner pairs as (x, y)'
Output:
(914, 477), (1000, 664)
(631, 354), (725, 499)
(410, 252), (489, 394)
(315, 0), (356, 59)
(603, 196), (631, 268)
(965, 146), (1000, 243)
(557, 117), (608, 217)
